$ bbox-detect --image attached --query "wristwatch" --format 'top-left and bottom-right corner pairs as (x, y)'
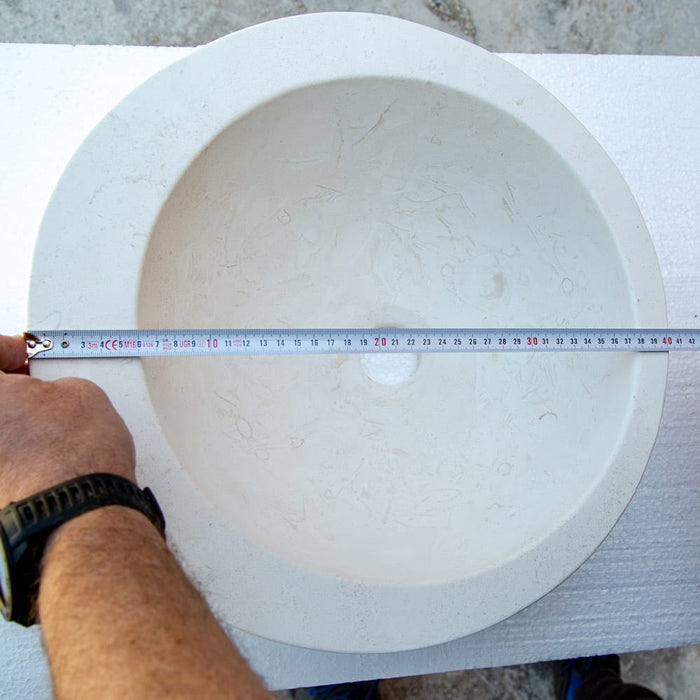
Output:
(0, 473), (166, 626)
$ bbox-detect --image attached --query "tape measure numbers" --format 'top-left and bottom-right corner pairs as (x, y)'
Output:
(25, 328), (700, 359)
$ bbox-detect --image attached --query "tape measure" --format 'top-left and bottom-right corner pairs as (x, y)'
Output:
(25, 328), (700, 359)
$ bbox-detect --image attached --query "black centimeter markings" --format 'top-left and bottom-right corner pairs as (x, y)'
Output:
(25, 328), (700, 359)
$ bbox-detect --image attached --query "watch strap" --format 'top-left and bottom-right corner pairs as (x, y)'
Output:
(0, 473), (166, 626)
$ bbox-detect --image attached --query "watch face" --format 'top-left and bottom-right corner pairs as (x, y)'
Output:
(0, 528), (12, 621)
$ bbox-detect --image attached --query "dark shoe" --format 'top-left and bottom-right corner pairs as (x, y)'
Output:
(291, 680), (379, 700)
(554, 655), (661, 700)
(554, 655), (621, 700)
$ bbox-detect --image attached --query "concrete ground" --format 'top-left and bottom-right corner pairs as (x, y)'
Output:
(1, 0), (699, 53)
(2, 1), (698, 697)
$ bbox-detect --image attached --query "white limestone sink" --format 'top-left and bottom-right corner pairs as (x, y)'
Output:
(29, 13), (667, 652)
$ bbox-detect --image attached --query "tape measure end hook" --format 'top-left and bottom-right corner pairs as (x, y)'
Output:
(25, 334), (53, 360)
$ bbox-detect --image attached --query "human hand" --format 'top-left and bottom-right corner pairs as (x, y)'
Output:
(0, 334), (136, 507)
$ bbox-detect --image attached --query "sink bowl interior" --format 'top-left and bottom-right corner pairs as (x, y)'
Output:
(140, 77), (636, 585)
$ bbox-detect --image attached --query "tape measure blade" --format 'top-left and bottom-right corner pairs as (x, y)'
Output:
(25, 328), (700, 359)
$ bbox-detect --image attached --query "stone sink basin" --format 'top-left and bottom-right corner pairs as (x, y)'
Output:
(29, 13), (667, 652)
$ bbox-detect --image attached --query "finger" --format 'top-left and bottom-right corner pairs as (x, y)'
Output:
(0, 334), (28, 373)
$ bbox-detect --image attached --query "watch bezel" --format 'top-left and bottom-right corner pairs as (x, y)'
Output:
(0, 523), (13, 621)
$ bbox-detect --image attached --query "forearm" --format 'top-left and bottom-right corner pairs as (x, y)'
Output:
(39, 506), (271, 699)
